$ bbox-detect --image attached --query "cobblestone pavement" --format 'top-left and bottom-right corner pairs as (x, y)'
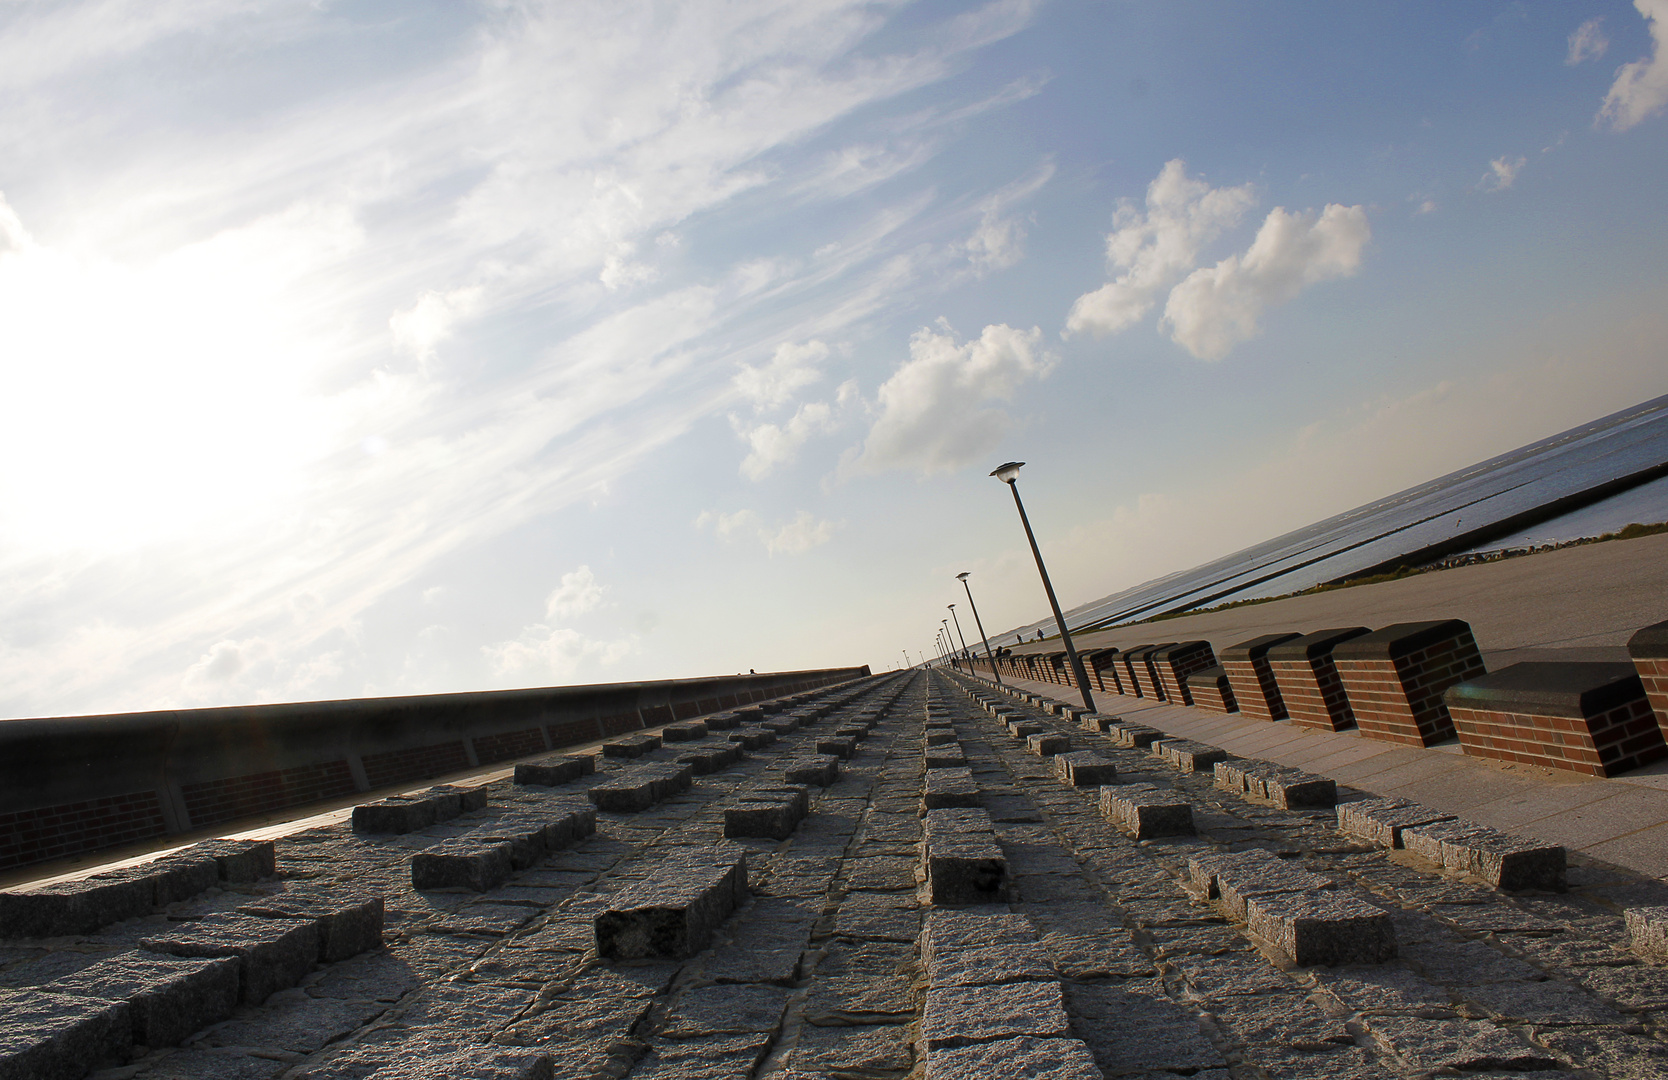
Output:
(6, 670), (1668, 1079)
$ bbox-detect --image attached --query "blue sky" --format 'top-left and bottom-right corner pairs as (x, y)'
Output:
(1, 0), (1666, 715)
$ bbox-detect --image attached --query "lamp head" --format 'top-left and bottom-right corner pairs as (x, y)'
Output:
(990, 461), (1025, 484)
(956, 571), (970, 581)
(947, 603), (955, 610)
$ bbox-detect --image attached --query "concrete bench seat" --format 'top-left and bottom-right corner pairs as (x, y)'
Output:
(1400, 819), (1566, 890)
(594, 848), (748, 960)
(1214, 760), (1336, 809)
(139, 914), (321, 1005)
(1153, 739), (1228, 772)
(1100, 784), (1193, 839)
(1445, 661), (1668, 777)
(922, 808), (1007, 905)
(512, 753), (597, 788)
(660, 721), (708, 742)
(1026, 733), (1070, 756)
(1336, 797), (1454, 849)
(601, 734), (661, 758)
(923, 768), (981, 810)
(783, 755), (840, 787)
(588, 763), (693, 812)
(1053, 751), (1116, 788)
(723, 785), (811, 840)
(0, 840), (276, 939)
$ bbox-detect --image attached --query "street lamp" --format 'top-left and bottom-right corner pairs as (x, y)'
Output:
(990, 461), (1095, 713)
(940, 619), (953, 669)
(956, 572), (1003, 686)
(947, 604), (969, 666)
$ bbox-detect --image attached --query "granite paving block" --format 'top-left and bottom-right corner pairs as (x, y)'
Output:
(237, 891), (385, 962)
(921, 910), (1038, 967)
(816, 735), (857, 759)
(1214, 858), (1335, 921)
(676, 745), (744, 774)
(594, 849), (749, 960)
(191, 839), (278, 883)
(410, 838), (515, 892)
(602, 734), (661, 758)
(1245, 890), (1398, 966)
(924, 745), (968, 769)
(588, 763), (693, 812)
(513, 754), (595, 787)
(50, 953), (240, 1048)
(145, 853), (222, 905)
(922, 808), (1008, 905)
(661, 721), (708, 742)
(1402, 820), (1566, 890)
(920, 981), (1071, 1048)
(1052, 750), (1115, 787)
(140, 914), (321, 1005)
(924, 1035), (1101, 1080)
(1156, 738), (1229, 772)
(784, 755), (840, 786)
(364, 1048), (555, 1080)
(1008, 720), (1045, 739)
(0, 989), (132, 1080)
(0, 870), (155, 938)
(353, 796), (439, 833)
(925, 730), (958, 746)
(724, 790), (808, 840)
(1026, 733), (1070, 756)
(1336, 797), (1455, 848)
(1625, 905), (1668, 957)
(923, 767), (982, 810)
(762, 718), (799, 735)
(1110, 723), (1165, 748)
(727, 727), (775, 750)
(1099, 784), (1194, 839)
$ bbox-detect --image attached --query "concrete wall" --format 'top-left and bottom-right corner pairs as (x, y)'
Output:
(0, 666), (869, 872)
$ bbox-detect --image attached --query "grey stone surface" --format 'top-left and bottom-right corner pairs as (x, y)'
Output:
(922, 808), (1007, 905)
(1244, 890), (1398, 966)
(191, 838), (279, 883)
(1100, 784), (1194, 838)
(1052, 750), (1115, 787)
(236, 891), (385, 962)
(0, 871), (155, 938)
(920, 981), (1071, 1048)
(783, 755), (839, 787)
(1625, 904), (1668, 956)
(1025, 733), (1070, 756)
(594, 848), (748, 960)
(409, 838), (514, 891)
(1337, 797), (1455, 848)
(923, 767), (981, 810)
(48, 953), (239, 1049)
(0, 989), (131, 1080)
(924, 1035), (1102, 1079)
(139, 914), (320, 1005)
(513, 754), (593, 787)
(1156, 738), (1229, 772)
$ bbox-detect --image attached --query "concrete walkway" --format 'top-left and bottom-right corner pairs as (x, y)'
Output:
(990, 671), (1668, 882)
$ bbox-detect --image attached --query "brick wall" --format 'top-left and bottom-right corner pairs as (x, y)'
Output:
(182, 761), (358, 828)
(1220, 659), (1283, 721)
(361, 741), (470, 789)
(600, 712), (644, 737)
(1270, 655), (1355, 732)
(471, 727), (548, 766)
(1634, 656), (1668, 742)
(1450, 697), (1668, 777)
(1153, 642), (1217, 706)
(1090, 651), (1124, 695)
(1335, 625), (1486, 747)
(547, 718), (603, 747)
(1140, 646), (1177, 702)
(0, 791), (167, 872)
(1119, 651), (1149, 698)
(1187, 669), (1238, 714)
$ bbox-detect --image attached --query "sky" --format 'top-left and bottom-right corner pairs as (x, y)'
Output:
(2, 0), (1667, 717)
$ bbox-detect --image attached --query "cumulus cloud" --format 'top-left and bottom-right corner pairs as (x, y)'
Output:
(695, 507), (837, 554)
(735, 380), (857, 479)
(544, 565), (606, 619)
(733, 340), (829, 411)
(483, 625), (634, 682)
(852, 322), (1053, 475)
(1161, 204), (1371, 361)
(389, 286), (483, 366)
(1064, 159), (1255, 338)
(1478, 155), (1526, 192)
(1599, 0), (1668, 130)
(182, 638), (276, 692)
(1568, 17), (1609, 64)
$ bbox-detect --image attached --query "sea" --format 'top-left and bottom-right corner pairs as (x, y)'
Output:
(1008, 393), (1668, 639)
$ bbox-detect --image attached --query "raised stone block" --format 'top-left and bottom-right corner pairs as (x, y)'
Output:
(1198, 850), (1335, 920)
(1400, 820), (1565, 890)
(762, 718), (799, 735)
(784, 755), (840, 787)
(1269, 627), (1371, 732)
(514, 754), (596, 787)
(1026, 733), (1070, 756)
(925, 1036), (1102, 1080)
(1220, 632), (1301, 722)
(1053, 751), (1115, 787)
(365, 1049), (555, 1080)
(1109, 723), (1164, 749)
(237, 891), (385, 962)
(145, 854), (221, 906)
(1100, 785), (1193, 839)
(1333, 620), (1487, 746)
(594, 848), (748, 959)
(1213, 760), (1335, 809)
(1446, 661), (1667, 777)
(834, 724), (869, 741)
(1336, 797), (1454, 849)
(924, 745), (967, 770)
(0, 990), (131, 1080)
(1155, 739), (1228, 772)
(922, 808), (1007, 905)
(140, 914), (321, 1005)
(353, 795), (438, 834)
(920, 981), (1071, 1048)
(723, 787), (810, 840)
(51, 954), (240, 1048)
(191, 838), (278, 883)
(661, 721), (708, 742)
(926, 729), (959, 746)
(0, 871), (155, 939)
(923, 768), (981, 810)
(1625, 906), (1668, 958)
(677, 745), (744, 774)
(1151, 641), (1218, 706)
(1185, 665), (1238, 713)
(588, 762), (694, 812)
(1244, 890), (1397, 965)
(602, 734), (661, 758)
(1008, 720), (1045, 739)
(1081, 713), (1121, 733)
(702, 711), (740, 731)
(728, 727), (775, 750)
(430, 783), (490, 812)
(816, 736), (857, 760)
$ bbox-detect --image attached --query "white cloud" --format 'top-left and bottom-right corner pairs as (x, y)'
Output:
(734, 340), (829, 411)
(1568, 17), (1609, 64)
(762, 510), (837, 555)
(852, 321), (1053, 475)
(735, 380), (857, 479)
(1161, 203), (1370, 361)
(1599, 0), (1668, 130)
(962, 211), (1026, 275)
(695, 508), (763, 540)
(483, 625), (634, 684)
(1064, 159), (1255, 338)
(1478, 155), (1526, 193)
(544, 565), (606, 619)
(389, 286), (483, 366)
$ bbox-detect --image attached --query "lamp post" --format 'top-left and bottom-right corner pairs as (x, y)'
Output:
(941, 619), (953, 670)
(947, 604), (969, 668)
(990, 461), (1094, 713)
(956, 572), (1002, 686)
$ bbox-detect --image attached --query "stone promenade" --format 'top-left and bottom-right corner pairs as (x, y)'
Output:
(5, 669), (1668, 1079)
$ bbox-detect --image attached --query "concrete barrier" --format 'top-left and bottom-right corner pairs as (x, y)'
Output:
(0, 666), (867, 873)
